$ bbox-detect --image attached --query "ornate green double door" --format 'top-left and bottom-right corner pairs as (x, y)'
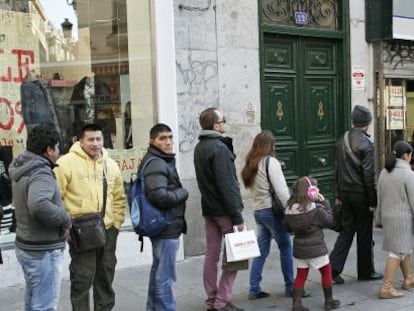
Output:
(261, 34), (346, 199)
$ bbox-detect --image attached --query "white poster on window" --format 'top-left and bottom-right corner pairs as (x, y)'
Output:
(388, 86), (405, 107)
(107, 147), (145, 183)
(351, 66), (365, 91)
(386, 108), (405, 130)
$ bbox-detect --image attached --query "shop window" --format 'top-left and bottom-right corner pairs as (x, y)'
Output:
(0, 0), (154, 245)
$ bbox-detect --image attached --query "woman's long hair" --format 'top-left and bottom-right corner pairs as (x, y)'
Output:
(241, 130), (275, 188)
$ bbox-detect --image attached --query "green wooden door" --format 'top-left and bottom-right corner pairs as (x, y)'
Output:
(262, 34), (344, 199)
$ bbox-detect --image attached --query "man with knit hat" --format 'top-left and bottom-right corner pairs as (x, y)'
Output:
(329, 104), (383, 284)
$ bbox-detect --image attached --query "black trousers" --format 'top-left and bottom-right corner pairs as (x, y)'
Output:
(329, 192), (375, 279)
(69, 226), (119, 311)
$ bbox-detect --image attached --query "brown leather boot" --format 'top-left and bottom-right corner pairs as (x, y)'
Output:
(292, 289), (309, 311)
(378, 258), (404, 299)
(322, 286), (340, 310)
(400, 255), (414, 290)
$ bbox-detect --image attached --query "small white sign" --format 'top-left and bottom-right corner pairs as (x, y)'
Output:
(388, 86), (404, 107)
(386, 108), (405, 130)
(351, 66), (365, 91)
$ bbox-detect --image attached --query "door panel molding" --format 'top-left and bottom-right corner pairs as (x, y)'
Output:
(264, 78), (297, 140)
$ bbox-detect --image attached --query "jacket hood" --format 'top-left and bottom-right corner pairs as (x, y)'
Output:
(198, 130), (235, 157)
(198, 130), (223, 139)
(9, 151), (53, 182)
(147, 145), (176, 162)
(69, 141), (109, 161)
(285, 202), (316, 233)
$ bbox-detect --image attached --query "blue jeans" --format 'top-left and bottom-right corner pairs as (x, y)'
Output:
(249, 208), (294, 295)
(146, 237), (180, 311)
(15, 247), (64, 311)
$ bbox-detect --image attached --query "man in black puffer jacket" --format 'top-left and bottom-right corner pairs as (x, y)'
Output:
(194, 108), (245, 311)
(330, 105), (382, 284)
(139, 123), (188, 311)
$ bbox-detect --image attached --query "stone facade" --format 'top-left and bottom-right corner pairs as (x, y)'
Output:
(174, 0), (262, 256)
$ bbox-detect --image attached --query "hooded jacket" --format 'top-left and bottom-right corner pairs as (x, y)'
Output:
(139, 145), (188, 238)
(9, 151), (71, 251)
(283, 200), (333, 259)
(194, 130), (244, 225)
(54, 142), (125, 229)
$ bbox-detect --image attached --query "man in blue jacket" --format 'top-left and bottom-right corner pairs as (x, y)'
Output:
(139, 123), (189, 311)
(194, 108), (245, 311)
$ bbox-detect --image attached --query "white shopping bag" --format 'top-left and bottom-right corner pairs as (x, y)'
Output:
(225, 227), (261, 262)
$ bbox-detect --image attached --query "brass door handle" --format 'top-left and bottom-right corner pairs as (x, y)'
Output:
(318, 157), (327, 166)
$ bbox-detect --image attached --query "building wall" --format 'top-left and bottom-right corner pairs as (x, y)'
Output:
(174, 0), (262, 256)
(350, 0), (374, 128)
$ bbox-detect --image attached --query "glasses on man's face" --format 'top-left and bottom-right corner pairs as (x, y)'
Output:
(216, 116), (226, 124)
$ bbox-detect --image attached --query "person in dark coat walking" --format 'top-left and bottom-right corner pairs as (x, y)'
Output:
(194, 108), (245, 311)
(139, 123), (189, 311)
(329, 105), (382, 284)
(284, 177), (340, 311)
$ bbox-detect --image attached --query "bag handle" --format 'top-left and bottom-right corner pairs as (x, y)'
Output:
(232, 225), (246, 232)
(265, 156), (277, 199)
(135, 156), (159, 252)
(102, 161), (107, 217)
(139, 157), (159, 195)
(343, 131), (362, 166)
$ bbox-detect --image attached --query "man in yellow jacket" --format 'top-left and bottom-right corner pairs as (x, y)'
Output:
(54, 123), (125, 311)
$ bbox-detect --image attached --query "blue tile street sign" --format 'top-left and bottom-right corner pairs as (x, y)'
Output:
(295, 12), (308, 25)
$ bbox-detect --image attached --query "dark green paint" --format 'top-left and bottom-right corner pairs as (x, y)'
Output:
(259, 0), (351, 200)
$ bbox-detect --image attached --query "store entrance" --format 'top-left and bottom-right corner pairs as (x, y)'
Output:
(381, 80), (414, 163)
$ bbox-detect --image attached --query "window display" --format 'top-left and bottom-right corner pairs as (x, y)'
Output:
(0, 0), (154, 242)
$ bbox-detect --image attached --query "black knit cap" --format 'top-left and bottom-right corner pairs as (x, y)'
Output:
(352, 105), (372, 127)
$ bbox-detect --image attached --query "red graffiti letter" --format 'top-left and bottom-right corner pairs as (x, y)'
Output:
(11, 49), (35, 83)
(0, 97), (14, 130)
(0, 48), (12, 82)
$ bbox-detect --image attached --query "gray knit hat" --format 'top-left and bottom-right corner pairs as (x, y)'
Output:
(352, 105), (372, 127)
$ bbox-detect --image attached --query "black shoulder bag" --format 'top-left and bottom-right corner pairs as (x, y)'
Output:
(265, 156), (285, 217)
(70, 163), (108, 252)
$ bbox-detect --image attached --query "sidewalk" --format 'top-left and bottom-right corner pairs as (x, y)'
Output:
(2, 229), (414, 310)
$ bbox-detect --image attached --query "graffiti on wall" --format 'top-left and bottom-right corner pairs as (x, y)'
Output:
(176, 57), (217, 96)
(384, 40), (414, 70)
